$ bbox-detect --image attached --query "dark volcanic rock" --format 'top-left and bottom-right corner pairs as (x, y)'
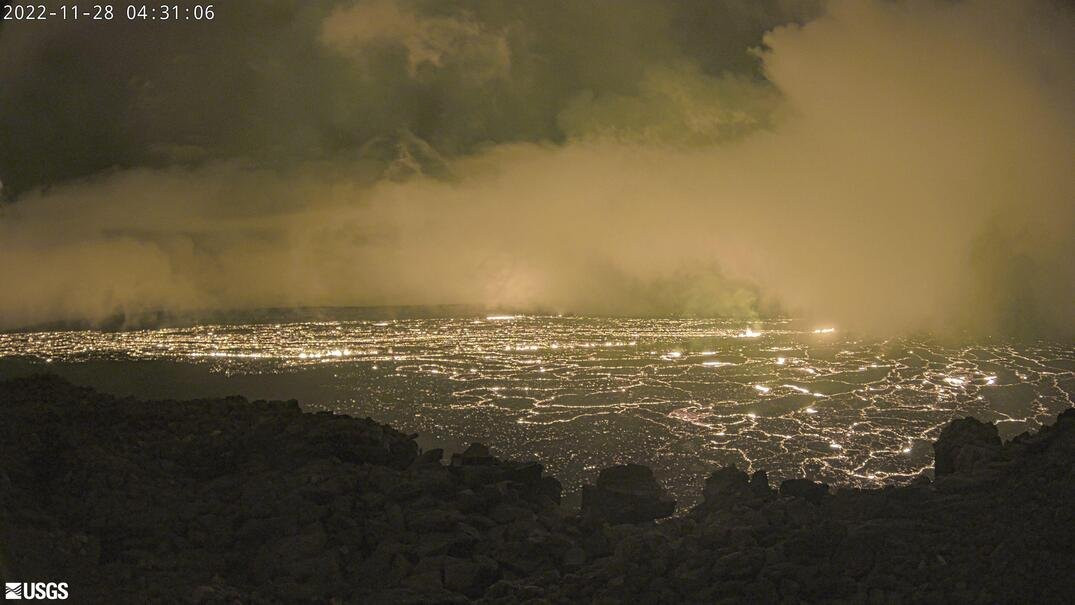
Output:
(412, 448), (444, 467)
(451, 442), (495, 466)
(0, 375), (564, 603)
(779, 478), (830, 504)
(694, 465), (753, 513)
(934, 416), (1003, 475)
(749, 470), (772, 496)
(2, 374), (1074, 604)
(580, 463), (677, 524)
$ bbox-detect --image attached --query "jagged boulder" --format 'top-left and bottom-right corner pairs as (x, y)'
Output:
(581, 464), (676, 524)
(779, 479), (829, 504)
(933, 417), (1002, 475)
(750, 470), (772, 496)
(451, 443), (496, 466)
(1011, 407), (1075, 458)
(412, 448), (444, 467)
(504, 462), (562, 504)
(693, 466), (753, 514)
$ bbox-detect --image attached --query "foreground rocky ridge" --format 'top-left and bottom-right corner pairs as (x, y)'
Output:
(1, 375), (1073, 603)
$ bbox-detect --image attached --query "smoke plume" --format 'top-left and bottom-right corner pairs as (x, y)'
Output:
(1, 0), (1072, 336)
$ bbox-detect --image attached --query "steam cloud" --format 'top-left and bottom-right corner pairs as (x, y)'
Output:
(1, 0), (1072, 336)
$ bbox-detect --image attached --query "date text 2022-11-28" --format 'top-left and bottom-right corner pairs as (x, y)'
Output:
(2, 3), (216, 21)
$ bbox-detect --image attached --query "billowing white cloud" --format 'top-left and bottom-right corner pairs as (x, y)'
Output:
(0, 0), (1071, 337)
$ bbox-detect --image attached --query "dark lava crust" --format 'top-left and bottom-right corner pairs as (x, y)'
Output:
(1, 375), (1073, 603)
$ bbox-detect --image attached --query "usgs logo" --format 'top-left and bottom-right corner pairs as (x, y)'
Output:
(4, 583), (69, 600)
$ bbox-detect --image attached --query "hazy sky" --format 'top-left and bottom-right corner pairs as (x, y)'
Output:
(0, 0), (1072, 335)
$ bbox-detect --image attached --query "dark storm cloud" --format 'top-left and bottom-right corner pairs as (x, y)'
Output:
(0, 0), (818, 196)
(0, 0), (1072, 336)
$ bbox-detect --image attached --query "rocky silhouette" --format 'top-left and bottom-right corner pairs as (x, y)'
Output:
(1, 375), (1073, 603)
(581, 464), (677, 525)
